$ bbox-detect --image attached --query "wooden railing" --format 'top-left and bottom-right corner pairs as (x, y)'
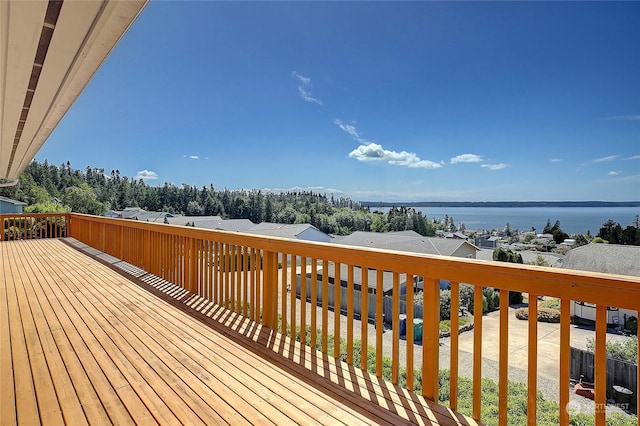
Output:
(0, 213), (68, 241)
(4, 212), (639, 424)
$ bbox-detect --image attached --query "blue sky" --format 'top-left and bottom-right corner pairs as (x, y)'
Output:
(38, 1), (639, 202)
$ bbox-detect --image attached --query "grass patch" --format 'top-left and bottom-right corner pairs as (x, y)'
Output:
(439, 315), (472, 333)
(540, 297), (561, 310)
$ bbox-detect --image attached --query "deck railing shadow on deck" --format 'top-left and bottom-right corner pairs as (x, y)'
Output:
(62, 236), (469, 425)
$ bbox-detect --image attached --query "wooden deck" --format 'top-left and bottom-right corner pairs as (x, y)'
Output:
(1, 238), (476, 425)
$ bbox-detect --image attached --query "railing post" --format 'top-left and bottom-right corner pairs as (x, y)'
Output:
(262, 250), (278, 329)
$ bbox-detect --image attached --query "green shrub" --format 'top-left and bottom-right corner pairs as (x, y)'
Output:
(440, 289), (451, 321)
(482, 287), (500, 311)
(625, 316), (637, 333)
(459, 284), (475, 313)
(586, 336), (638, 364)
(509, 291), (524, 305)
(515, 307), (528, 320)
(538, 307), (561, 323)
(514, 307), (560, 323)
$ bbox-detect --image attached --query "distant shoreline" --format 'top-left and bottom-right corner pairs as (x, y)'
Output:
(360, 201), (640, 208)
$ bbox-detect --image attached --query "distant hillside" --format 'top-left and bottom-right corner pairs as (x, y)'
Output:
(361, 201), (640, 208)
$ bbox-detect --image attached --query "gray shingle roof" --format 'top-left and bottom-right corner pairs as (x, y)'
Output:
(166, 216), (223, 226)
(561, 243), (640, 277)
(0, 196), (27, 206)
(336, 231), (478, 257)
(249, 222), (319, 239)
(198, 218), (256, 232)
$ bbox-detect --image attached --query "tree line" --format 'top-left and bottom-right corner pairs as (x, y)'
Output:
(0, 160), (439, 236)
(2, 160), (637, 244)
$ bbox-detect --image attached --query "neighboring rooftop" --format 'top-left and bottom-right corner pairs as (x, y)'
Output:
(336, 231), (479, 258)
(248, 222), (331, 242)
(561, 243), (640, 277)
(0, 196), (27, 206)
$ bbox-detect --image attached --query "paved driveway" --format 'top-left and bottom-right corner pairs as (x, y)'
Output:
(448, 305), (630, 382)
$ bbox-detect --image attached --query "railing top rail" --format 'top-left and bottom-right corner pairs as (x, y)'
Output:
(0, 213), (69, 218)
(66, 213), (640, 310)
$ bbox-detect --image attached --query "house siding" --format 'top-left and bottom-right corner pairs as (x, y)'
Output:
(0, 198), (26, 214)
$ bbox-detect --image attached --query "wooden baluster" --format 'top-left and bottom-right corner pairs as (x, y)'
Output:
(406, 274), (415, 391)
(473, 284), (483, 421)
(321, 259), (329, 354)
(360, 267), (369, 373)
(391, 272), (400, 384)
(310, 258), (318, 350)
(333, 262), (341, 359)
(450, 281), (460, 410)
(347, 265), (354, 365)
(376, 269), (383, 377)
(559, 298), (570, 426)
(499, 288), (509, 425)
(595, 305), (606, 425)
(528, 292), (538, 426)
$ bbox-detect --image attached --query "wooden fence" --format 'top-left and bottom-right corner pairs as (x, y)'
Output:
(570, 346), (637, 401)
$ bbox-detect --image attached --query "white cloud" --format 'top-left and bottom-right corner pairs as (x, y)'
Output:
(624, 155), (640, 160)
(608, 171), (621, 176)
(298, 87), (323, 105)
(335, 120), (442, 169)
(183, 155), (201, 159)
(549, 158), (562, 163)
(292, 71), (310, 86)
(349, 143), (443, 169)
(292, 71), (322, 105)
(481, 163), (508, 171)
(451, 154), (483, 164)
(592, 155), (620, 163)
(334, 119), (364, 142)
(602, 115), (640, 121)
(134, 170), (158, 181)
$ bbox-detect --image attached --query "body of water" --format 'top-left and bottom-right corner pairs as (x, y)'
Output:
(374, 206), (639, 235)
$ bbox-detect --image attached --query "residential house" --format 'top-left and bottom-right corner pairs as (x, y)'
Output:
(166, 215), (225, 227)
(336, 231), (480, 259)
(475, 234), (500, 249)
(299, 262), (424, 323)
(445, 232), (469, 240)
(563, 243), (640, 329)
(0, 196), (26, 214)
(296, 231), (480, 320)
(248, 222), (331, 243)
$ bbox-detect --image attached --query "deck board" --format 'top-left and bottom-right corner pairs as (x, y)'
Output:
(1, 238), (477, 425)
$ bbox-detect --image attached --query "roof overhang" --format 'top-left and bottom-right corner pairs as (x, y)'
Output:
(0, 0), (147, 185)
